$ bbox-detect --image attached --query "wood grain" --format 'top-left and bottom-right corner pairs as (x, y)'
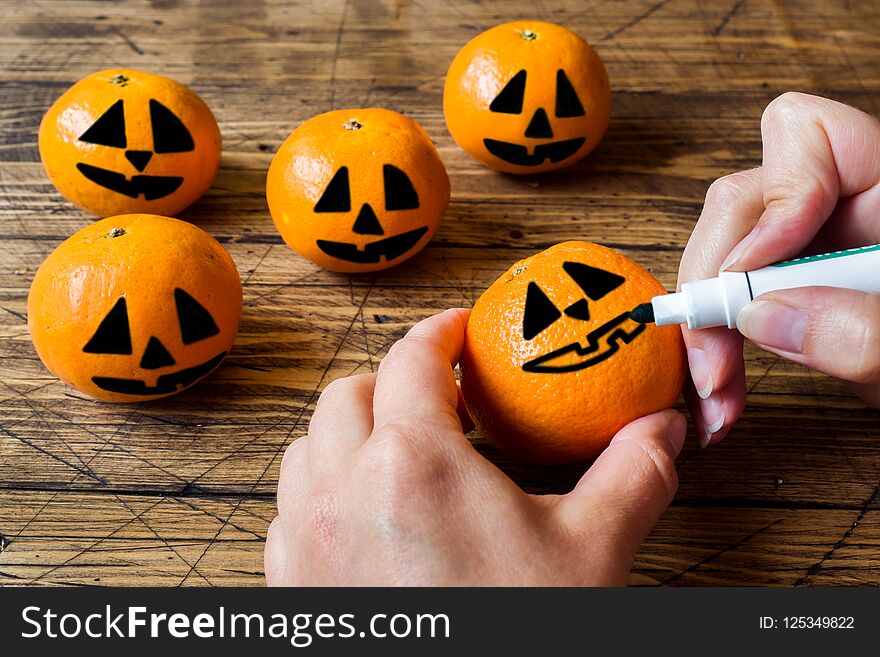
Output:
(2, 0), (880, 586)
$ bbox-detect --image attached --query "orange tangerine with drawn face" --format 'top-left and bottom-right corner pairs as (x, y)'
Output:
(460, 242), (686, 464)
(444, 21), (611, 174)
(39, 69), (221, 217)
(266, 108), (450, 273)
(28, 214), (242, 402)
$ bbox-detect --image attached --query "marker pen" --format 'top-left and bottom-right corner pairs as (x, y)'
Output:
(631, 244), (880, 329)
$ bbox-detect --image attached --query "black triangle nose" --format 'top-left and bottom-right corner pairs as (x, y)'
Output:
(125, 150), (153, 172)
(525, 108), (554, 139)
(140, 336), (176, 370)
(352, 203), (384, 235)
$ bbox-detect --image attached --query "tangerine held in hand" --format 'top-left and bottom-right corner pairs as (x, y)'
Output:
(39, 69), (221, 218)
(28, 214), (242, 402)
(460, 241), (686, 464)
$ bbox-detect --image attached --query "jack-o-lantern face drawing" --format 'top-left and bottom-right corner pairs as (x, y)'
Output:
(459, 242), (687, 464)
(75, 97), (195, 201)
(482, 69), (589, 168)
(267, 108), (451, 274)
(28, 214), (243, 403)
(444, 21), (611, 174)
(83, 289), (227, 396)
(39, 69), (222, 218)
(311, 163), (428, 264)
(520, 261), (645, 373)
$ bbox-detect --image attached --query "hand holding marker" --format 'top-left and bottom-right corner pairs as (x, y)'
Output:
(646, 92), (880, 447)
(632, 244), (880, 329)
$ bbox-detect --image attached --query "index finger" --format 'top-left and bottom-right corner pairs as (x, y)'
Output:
(372, 308), (470, 435)
(677, 169), (761, 443)
(722, 93), (880, 272)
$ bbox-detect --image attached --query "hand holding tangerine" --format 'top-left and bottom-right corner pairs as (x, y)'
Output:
(460, 241), (686, 463)
(267, 308), (687, 585)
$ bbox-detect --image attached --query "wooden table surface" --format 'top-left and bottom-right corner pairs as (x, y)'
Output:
(2, 0), (880, 587)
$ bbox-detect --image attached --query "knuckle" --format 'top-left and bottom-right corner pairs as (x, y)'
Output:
(364, 423), (422, 472)
(320, 372), (374, 399)
(382, 334), (427, 367)
(361, 423), (446, 500)
(625, 439), (679, 503)
(704, 173), (750, 208)
(842, 296), (880, 383)
(763, 174), (827, 210)
(280, 438), (305, 470)
(762, 91), (810, 126)
(319, 375), (355, 401)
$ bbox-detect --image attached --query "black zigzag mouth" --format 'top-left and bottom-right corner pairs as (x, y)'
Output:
(522, 312), (645, 373)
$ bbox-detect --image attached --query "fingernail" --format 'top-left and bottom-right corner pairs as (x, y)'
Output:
(698, 394), (725, 447)
(720, 228), (759, 272)
(687, 348), (714, 399)
(737, 300), (807, 353)
(665, 413), (687, 456)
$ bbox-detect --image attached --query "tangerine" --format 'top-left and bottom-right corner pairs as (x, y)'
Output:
(39, 69), (221, 217)
(460, 241), (686, 463)
(444, 21), (610, 174)
(266, 108), (450, 273)
(28, 214), (242, 402)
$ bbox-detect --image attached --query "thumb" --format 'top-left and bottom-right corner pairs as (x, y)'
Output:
(555, 410), (685, 564)
(737, 286), (880, 383)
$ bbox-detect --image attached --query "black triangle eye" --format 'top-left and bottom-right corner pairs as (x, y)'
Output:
(490, 70), (527, 114)
(79, 100), (127, 148)
(563, 261), (625, 300)
(83, 298), (132, 354)
(555, 70), (585, 118)
(523, 282), (561, 340)
(150, 99), (195, 153)
(383, 164), (419, 211)
(174, 289), (219, 344)
(314, 167), (351, 213)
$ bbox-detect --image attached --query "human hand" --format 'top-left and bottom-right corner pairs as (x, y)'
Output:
(679, 92), (880, 447)
(265, 308), (686, 586)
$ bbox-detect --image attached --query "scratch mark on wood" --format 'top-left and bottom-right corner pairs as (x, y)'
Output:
(662, 517), (785, 584)
(713, 0), (747, 36)
(0, 569), (26, 580)
(0, 425), (107, 483)
(116, 495), (212, 586)
(600, 0), (671, 41)
(328, 0), (350, 110)
(3, 306), (26, 321)
(794, 479), (880, 586)
(222, 568), (264, 576)
(26, 496), (168, 585)
(111, 27), (145, 55)
(748, 355), (780, 393)
(173, 496), (265, 541)
(243, 244), (273, 286)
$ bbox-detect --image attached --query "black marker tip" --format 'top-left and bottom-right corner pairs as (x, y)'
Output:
(630, 302), (655, 324)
